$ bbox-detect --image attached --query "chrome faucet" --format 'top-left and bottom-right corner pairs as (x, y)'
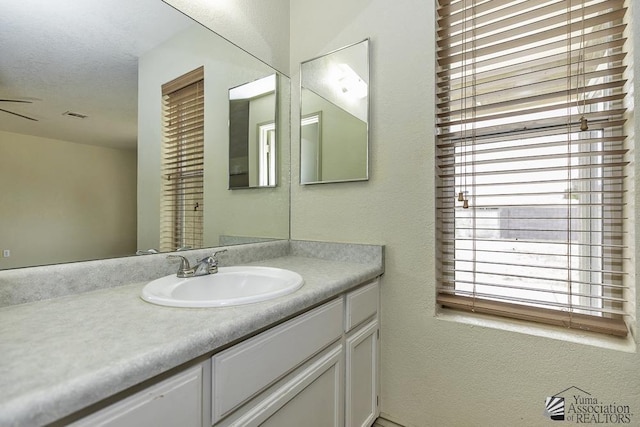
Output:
(167, 250), (227, 278)
(193, 250), (227, 276)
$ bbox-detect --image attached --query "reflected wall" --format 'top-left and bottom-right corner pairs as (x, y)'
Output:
(300, 39), (369, 184)
(138, 25), (290, 252)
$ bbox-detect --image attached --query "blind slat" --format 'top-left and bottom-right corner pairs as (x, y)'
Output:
(438, 26), (626, 80)
(438, 2), (625, 55)
(438, 116), (626, 141)
(438, 294), (628, 336)
(162, 66), (204, 94)
(437, 78), (626, 114)
(439, 289), (627, 316)
(442, 247), (627, 261)
(163, 90), (204, 105)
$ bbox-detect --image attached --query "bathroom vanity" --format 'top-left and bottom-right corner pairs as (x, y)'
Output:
(73, 280), (378, 427)
(0, 241), (384, 427)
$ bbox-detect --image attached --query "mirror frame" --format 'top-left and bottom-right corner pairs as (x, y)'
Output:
(299, 38), (370, 185)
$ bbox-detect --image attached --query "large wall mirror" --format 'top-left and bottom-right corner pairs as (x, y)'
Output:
(0, 0), (290, 270)
(300, 39), (369, 185)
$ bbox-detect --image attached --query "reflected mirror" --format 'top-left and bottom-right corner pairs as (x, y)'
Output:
(229, 74), (278, 189)
(0, 0), (290, 270)
(300, 39), (369, 184)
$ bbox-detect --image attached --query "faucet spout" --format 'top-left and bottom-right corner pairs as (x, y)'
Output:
(194, 256), (217, 276)
(193, 250), (227, 276)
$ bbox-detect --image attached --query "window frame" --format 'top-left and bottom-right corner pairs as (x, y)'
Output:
(435, 0), (631, 337)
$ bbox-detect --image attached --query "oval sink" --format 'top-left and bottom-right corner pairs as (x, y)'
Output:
(141, 266), (304, 308)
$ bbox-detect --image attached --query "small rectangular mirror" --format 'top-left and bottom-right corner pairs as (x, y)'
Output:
(229, 74), (278, 189)
(300, 39), (369, 184)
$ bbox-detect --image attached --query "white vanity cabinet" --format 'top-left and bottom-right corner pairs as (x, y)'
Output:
(213, 279), (380, 427)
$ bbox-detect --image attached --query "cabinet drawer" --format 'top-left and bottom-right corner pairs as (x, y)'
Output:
(212, 297), (344, 423)
(72, 364), (205, 427)
(345, 280), (379, 332)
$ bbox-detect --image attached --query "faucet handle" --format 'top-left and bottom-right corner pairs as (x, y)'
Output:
(199, 249), (227, 265)
(195, 250), (228, 275)
(212, 249), (228, 260)
(167, 255), (194, 278)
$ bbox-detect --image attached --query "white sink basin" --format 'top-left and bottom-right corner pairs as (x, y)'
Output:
(141, 266), (304, 308)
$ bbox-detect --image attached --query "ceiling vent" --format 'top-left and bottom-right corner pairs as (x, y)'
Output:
(62, 111), (88, 119)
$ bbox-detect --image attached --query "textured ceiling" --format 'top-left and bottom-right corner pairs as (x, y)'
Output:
(0, 0), (194, 150)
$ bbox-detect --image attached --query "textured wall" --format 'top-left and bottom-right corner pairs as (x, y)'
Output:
(290, 1), (640, 426)
(164, 0), (290, 75)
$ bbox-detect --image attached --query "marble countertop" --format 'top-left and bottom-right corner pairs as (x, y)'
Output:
(0, 252), (383, 427)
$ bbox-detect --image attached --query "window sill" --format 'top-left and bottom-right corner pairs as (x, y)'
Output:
(436, 307), (637, 353)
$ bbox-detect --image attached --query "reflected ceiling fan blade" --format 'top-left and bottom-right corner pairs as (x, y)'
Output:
(0, 107), (38, 121)
(0, 99), (33, 104)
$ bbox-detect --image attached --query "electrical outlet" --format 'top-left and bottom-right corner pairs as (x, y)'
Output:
(3, 249), (10, 258)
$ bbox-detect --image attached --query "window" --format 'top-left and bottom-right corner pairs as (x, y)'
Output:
(436, 1), (630, 337)
(161, 67), (205, 252)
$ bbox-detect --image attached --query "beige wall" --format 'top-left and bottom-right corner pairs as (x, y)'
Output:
(291, 1), (639, 427)
(0, 131), (136, 269)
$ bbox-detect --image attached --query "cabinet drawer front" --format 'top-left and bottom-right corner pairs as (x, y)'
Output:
(345, 280), (379, 332)
(212, 298), (344, 422)
(72, 364), (204, 427)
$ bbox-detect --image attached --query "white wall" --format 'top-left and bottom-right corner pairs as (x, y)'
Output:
(0, 131), (137, 269)
(291, 1), (640, 427)
(137, 24), (289, 251)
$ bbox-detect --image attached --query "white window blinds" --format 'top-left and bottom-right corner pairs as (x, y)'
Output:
(436, 0), (630, 337)
(161, 66), (205, 252)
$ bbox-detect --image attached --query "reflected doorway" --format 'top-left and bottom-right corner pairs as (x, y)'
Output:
(301, 113), (321, 183)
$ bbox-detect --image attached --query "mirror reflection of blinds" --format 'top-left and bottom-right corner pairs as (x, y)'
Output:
(160, 66), (205, 252)
(435, 0), (630, 337)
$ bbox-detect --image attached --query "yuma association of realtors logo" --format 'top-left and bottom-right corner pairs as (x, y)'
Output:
(544, 386), (634, 424)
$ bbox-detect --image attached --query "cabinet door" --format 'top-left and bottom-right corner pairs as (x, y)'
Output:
(345, 319), (378, 427)
(72, 364), (205, 427)
(212, 298), (343, 422)
(219, 344), (344, 427)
